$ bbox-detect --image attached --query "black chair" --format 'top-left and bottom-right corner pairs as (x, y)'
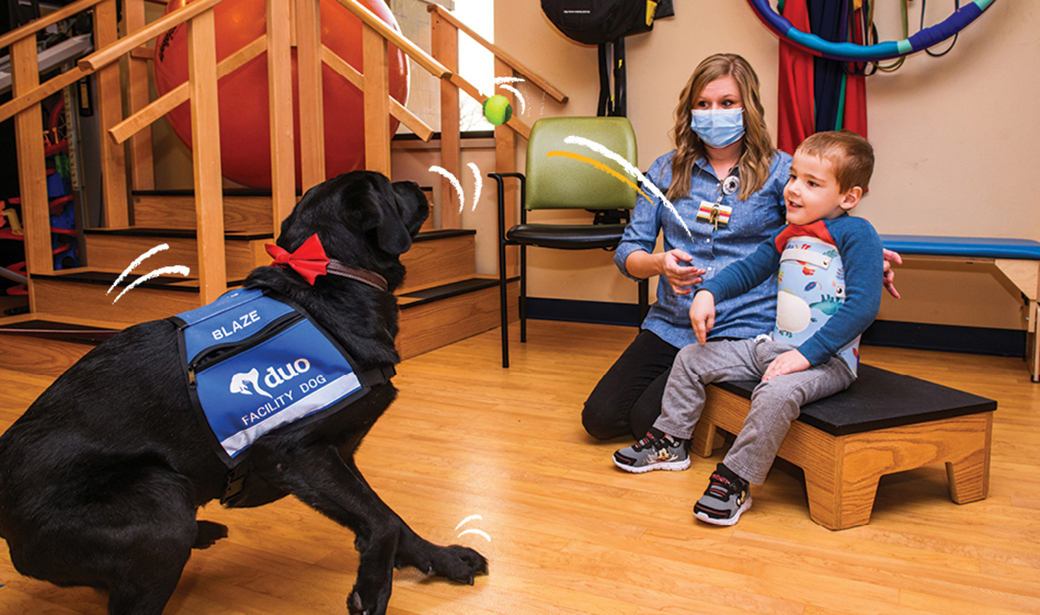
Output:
(490, 116), (648, 368)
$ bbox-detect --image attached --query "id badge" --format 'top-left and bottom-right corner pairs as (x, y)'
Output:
(697, 200), (732, 229)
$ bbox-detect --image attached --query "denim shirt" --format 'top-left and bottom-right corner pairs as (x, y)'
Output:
(615, 149), (793, 349)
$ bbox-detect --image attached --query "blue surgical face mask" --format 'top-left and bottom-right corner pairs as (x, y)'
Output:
(690, 108), (745, 148)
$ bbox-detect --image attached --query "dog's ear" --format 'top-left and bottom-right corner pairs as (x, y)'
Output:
(392, 180), (430, 238)
(355, 176), (429, 257)
(373, 210), (411, 256)
(363, 178), (413, 257)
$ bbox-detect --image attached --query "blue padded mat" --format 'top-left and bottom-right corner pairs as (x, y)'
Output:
(880, 235), (1040, 260)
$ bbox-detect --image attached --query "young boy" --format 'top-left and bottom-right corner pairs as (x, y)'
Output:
(613, 130), (883, 526)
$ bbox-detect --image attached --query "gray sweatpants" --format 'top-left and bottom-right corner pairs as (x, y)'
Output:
(655, 337), (856, 485)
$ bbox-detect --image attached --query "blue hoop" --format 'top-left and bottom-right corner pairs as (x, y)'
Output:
(747, 0), (996, 62)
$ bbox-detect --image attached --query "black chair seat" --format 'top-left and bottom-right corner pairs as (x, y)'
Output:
(506, 223), (627, 250)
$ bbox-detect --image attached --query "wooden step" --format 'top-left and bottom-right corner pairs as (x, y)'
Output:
(130, 186), (436, 234)
(84, 228), (270, 280)
(0, 314), (113, 376)
(29, 268), (227, 327)
(399, 229), (476, 293)
(131, 190), (275, 234)
(397, 276), (518, 360)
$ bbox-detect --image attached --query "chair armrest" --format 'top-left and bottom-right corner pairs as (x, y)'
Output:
(489, 173), (527, 237)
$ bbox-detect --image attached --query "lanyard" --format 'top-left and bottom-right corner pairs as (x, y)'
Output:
(697, 173), (740, 230)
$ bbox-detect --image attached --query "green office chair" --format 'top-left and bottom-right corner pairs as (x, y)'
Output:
(490, 116), (649, 368)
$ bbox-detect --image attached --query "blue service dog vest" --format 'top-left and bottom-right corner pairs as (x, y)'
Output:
(172, 288), (393, 468)
(774, 234), (860, 375)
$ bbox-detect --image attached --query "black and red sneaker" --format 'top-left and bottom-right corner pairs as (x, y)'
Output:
(693, 464), (752, 526)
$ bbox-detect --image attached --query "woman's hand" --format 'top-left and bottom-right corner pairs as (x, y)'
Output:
(762, 349), (811, 382)
(882, 248), (902, 299)
(689, 290), (716, 344)
(660, 249), (707, 295)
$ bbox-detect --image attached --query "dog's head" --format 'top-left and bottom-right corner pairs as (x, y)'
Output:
(274, 171), (429, 291)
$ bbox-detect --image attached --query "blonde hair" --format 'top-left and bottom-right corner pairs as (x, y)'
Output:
(797, 130), (874, 193)
(667, 53), (775, 202)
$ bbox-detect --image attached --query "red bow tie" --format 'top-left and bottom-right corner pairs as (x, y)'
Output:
(265, 233), (329, 285)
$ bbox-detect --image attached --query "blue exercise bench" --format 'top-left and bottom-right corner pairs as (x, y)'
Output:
(880, 235), (1040, 383)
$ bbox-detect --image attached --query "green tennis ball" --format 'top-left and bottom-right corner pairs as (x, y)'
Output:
(482, 95), (513, 126)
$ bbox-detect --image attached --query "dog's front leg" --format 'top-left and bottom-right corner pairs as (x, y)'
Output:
(332, 457), (488, 588)
(257, 443), (405, 615)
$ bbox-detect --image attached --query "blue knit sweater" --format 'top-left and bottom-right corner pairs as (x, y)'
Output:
(700, 214), (883, 366)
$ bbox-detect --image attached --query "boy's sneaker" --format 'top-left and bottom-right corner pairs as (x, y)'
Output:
(693, 464), (752, 526)
(613, 428), (690, 473)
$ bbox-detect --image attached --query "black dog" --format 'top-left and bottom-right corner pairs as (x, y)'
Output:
(0, 171), (487, 615)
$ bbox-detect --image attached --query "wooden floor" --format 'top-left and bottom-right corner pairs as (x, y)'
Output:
(2, 321), (1039, 614)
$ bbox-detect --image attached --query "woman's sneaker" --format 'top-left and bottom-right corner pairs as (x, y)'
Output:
(693, 464), (752, 526)
(613, 428), (690, 473)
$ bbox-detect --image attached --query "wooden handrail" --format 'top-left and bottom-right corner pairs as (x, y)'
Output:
(109, 38), (436, 146)
(109, 35), (266, 144)
(333, 0), (451, 80)
(77, 0), (222, 72)
(0, 66), (87, 124)
(0, 0), (106, 50)
(427, 4), (568, 104)
(321, 45), (434, 142)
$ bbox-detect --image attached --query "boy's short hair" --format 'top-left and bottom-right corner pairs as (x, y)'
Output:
(797, 130), (874, 193)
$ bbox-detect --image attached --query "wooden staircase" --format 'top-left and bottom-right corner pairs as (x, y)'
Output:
(0, 0), (556, 372)
(1, 190), (517, 365)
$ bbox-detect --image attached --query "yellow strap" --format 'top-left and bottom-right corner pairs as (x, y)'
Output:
(646, 1), (658, 27)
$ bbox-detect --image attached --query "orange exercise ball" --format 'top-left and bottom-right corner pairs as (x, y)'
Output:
(153, 0), (408, 189)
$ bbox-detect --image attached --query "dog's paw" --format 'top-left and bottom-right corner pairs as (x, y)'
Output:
(193, 520), (229, 549)
(423, 545), (488, 585)
(346, 591), (368, 615)
(346, 586), (391, 615)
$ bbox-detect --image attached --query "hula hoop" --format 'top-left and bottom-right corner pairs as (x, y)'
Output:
(747, 0), (996, 62)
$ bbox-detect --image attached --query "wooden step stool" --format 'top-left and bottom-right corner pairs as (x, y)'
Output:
(691, 365), (996, 530)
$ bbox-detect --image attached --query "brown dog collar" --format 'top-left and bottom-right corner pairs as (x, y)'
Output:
(326, 260), (389, 293)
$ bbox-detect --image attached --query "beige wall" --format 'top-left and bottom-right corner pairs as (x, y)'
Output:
(487, 0), (1036, 330)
